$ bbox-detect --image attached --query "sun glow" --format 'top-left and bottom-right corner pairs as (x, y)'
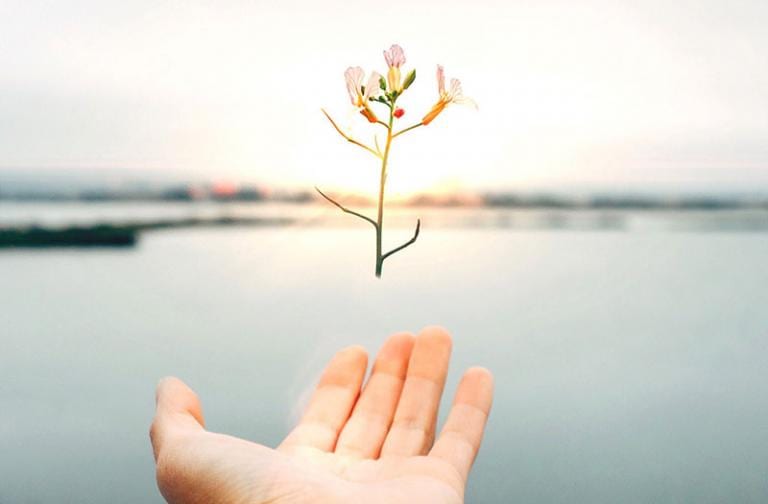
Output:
(305, 124), (488, 201)
(305, 100), (495, 201)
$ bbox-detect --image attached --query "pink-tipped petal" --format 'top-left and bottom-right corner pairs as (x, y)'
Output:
(446, 76), (476, 108)
(436, 65), (445, 95)
(384, 44), (406, 68)
(344, 66), (365, 105)
(449, 78), (463, 100)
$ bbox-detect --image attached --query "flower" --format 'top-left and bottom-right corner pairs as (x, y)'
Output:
(344, 66), (383, 123)
(421, 65), (476, 125)
(383, 44), (406, 92)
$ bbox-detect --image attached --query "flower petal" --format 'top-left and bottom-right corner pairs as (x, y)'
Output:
(436, 65), (445, 95)
(344, 66), (364, 105)
(453, 95), (478, 109)
(448, 78), (463, 100)
(384, 44), (406, 68)
(364, 71), (383, 100)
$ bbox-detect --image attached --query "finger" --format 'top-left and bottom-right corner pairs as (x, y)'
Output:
(149, 377), (206, 461)
(280, 345), (368, 452)
(429, 367), (494, 482)
(335, 332), (415, 458)
(380, 326), (452, 457)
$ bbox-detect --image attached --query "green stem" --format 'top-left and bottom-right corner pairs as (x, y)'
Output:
(375, 108), (395, 277)
(315, 186), (377, 228)
(392, 122), (423, 139)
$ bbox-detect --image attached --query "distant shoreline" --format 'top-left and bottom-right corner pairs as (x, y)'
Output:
(2, 189), (768, 211)
(0, 216), (293, 248)
(2, 206), (767, 248)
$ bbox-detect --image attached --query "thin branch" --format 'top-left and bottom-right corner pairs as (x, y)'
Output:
(315, 186), (378, 229)
(392, 122), (423, 139)
(376, 120), (390, 128)
(374, 135), (382, 156)
(321, 109), (382, 158)
(382, 219), (421, 261)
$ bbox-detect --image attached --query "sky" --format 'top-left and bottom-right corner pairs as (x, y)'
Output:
(0, 0), (766, 196)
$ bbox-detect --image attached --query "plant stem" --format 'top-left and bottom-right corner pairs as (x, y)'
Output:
(392, 122), (423, 139)
(314, 186), (377, 228)
(375, 107), (395, 277)
(321, 109), (382, 158)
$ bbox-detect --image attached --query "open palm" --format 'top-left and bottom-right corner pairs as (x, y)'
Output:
(150, 327), (494, 503)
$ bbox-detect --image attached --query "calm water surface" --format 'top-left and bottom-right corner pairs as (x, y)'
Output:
(1, 214), (767, 502)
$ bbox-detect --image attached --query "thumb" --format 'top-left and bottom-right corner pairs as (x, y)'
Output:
(150, 377), (206, 461)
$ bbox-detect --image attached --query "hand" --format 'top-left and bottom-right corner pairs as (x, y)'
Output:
(149, 327), (494, 503)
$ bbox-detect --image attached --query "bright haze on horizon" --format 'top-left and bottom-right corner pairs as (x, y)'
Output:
(0, 0), (766, 197)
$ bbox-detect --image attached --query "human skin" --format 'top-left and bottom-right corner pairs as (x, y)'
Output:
(149, 326), (494, 503)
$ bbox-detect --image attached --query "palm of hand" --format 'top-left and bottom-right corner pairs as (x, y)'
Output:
(150, 328), (494, 504)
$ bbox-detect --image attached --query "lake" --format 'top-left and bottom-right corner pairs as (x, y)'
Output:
(1, 203), (767, 503)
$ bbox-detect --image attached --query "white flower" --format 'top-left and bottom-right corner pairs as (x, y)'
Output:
(344, 66), (382, 122)
(422, 65), (476, 125)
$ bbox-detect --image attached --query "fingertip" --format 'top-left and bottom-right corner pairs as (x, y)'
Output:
(150, 377), (205, 459)
(370, 332), (415, 378)
(419, 325), (452, 340)
(338, 344), (369, 366)
(155, 376), (174, 406)
(158, 375), (180, 386)
(378, 332), (415, 358)
(455, 367), (494, 414)
(155, 376), (182, 398)
(388, 331), (417, 345)
(464, 367), (494, 387)
(156, 375), (189, 391)
(156, 376), (197, 404)
(400, 326), (452, 383)
(417, 325), (453, 352)
(318, 345), (369, 389)
(154, 376), (205, 428)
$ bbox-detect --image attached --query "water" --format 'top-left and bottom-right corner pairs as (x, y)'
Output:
(1, 207), (767, 503)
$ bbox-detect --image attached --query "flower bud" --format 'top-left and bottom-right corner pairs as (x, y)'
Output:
(402, 69), (416, 90)
(387, 67), (401, 93)
(394, 108), (405, 119)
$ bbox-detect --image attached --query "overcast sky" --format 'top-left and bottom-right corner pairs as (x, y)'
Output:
(1, 0), (766, 194)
